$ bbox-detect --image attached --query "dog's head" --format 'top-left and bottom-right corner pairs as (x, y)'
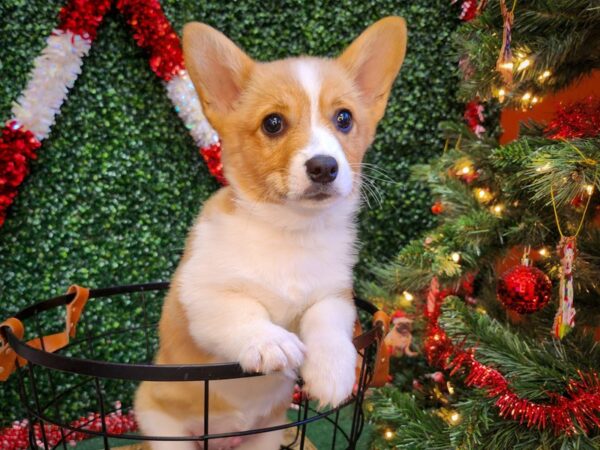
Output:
(183, 17), (406, 209)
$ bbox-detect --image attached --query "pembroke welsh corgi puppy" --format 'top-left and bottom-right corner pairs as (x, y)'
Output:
(134, 16), (407, 450)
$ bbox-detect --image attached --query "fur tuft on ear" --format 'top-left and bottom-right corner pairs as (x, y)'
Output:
(183, 22), (254, 121)
(338, 16), (407, 122)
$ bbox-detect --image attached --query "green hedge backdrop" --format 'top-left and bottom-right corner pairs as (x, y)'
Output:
(0, 0), (460, 424)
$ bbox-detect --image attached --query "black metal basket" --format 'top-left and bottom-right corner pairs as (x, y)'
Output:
(0, 283), (382, 450)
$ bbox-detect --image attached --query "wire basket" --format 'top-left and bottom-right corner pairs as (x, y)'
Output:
(0, 282), (383, 450)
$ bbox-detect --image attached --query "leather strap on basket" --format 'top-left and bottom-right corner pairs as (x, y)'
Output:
(353, 310), (391, 388)
(0, 285), (89, 381)
(370, 310), (391, 387)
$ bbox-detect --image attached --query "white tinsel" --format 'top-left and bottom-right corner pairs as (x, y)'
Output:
(165, 70), (219, 148)
(12, 30), (92, 141)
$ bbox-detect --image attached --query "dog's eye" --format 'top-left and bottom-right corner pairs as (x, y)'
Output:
(334, 109), (353, 133)
(262, 113), (284, 136)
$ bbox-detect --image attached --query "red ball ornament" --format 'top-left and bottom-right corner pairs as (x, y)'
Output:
(497, 264), (552, 314)
(431, 201), (444, 215)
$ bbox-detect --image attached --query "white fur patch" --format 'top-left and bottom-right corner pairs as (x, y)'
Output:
(288, 60), (353, 200)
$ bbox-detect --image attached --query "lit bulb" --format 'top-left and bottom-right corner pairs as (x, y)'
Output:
(403, 291), (414, 302)
(492, 204), (504, 215)
(384, 429), (394, 440)
(539, 70), (551, 80)
(461, 166), (472, 174)
(585, 184), (594, 195)
(450, 412), (460, 424)
(451, 252), (461, 263)
(538, 247), (548, 257)
(531, 96), (539, 104)
(497, 88), (506, 102)
(475, 187), (493, 203)
(522, 92), (532, 101)
(536, 163), (552, 172)
(499, 62), (514, 70)
(517, 59), (531, 71)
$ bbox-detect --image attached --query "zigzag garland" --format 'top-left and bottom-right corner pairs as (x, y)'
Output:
(0, 0), (225, 228)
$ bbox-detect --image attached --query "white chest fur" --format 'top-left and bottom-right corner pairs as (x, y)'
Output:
(179, 197), (358, 329)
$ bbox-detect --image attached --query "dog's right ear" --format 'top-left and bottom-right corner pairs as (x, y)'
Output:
(183, 23), (254, 119)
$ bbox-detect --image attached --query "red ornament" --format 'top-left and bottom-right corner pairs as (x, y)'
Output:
(497, 264), (552, 314)
(431, 201), (444, 215)
(459, 0), (479, 21)
(464, 100), (485, 137)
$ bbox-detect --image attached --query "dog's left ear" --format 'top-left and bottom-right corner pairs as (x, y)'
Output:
(338, 17), (407, 122)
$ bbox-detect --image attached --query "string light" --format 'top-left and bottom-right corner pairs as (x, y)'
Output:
(522, 92), (532, 101)
(475, 306), (488, 315)
(384, 429), (394, 440)
(538, 70), (551, 81)
(461, 166), (472, 174)
(585, 184), (594, 195)
(403, 291), (414, 302)
(499, 62), (513, 70)
(497, 88), (506, 102)
(450, 411), (461, 424)
(538, 247), (549, 257)
(531, 96), (539, 104)
(492, 204), (504, 215)
(451, 252), (461, 263)
(517, 59), (531, 71)
(475, 187), (493, 203)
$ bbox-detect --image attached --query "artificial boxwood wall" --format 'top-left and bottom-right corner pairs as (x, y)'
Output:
(0, 0), (460, 423)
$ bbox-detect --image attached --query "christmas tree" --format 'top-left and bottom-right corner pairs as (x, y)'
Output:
(366, 1), (600, 448)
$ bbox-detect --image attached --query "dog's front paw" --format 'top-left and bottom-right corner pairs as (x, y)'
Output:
(238, 325), (306, 374)
(301, 337), (357, 408)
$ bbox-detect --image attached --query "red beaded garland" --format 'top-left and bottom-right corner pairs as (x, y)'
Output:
(497, 264), (552, 314)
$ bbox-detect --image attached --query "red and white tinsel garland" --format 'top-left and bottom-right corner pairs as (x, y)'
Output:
(0, 0), (225, 228)
(424, 278), (600, 435)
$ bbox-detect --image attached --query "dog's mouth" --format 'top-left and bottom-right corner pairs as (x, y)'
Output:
(301, 185), (336, 202)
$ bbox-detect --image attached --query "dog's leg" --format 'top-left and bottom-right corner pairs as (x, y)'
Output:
(299, 296), (357, 407)
(135, 409), (197, 450)
(181, 290), (305, 375)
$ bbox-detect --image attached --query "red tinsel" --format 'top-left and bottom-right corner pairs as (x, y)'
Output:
(57, 0), (112, 40)
(546, 97), (600, 140)
(0, 122), (41, 227)
(0, 402), (136, 449)
(116, 0), (184, 81)
(200, 142), (227, 185)
(424, 279), (600, 435)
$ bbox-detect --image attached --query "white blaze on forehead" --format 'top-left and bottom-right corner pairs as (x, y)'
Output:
(286, 60), (353, 200)
(294, 59), (322, 126)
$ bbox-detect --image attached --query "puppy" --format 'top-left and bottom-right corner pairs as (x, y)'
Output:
(134, 17), (407, 450)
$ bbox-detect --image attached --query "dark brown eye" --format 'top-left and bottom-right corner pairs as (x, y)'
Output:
(334, 109), (353, 133)
(262, 113), (284, 135)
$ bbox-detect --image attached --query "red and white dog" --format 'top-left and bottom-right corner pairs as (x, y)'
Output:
(134, 17), (407, 450)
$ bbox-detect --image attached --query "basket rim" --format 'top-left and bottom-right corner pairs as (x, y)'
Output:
(1, 282), (381, 382)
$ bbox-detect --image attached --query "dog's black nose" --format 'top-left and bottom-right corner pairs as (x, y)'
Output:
(305, 155), (338, 184)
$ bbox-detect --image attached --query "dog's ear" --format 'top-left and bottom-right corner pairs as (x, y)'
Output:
(183, 22), (254, 120)
(338, 17), (407, 122)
